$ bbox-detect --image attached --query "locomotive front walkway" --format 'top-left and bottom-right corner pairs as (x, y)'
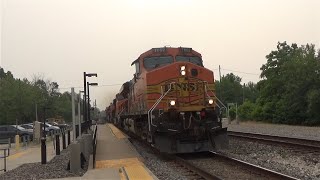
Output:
(81, 124), (157, 180)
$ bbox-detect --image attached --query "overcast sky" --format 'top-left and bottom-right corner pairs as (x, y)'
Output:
(1, 0), (319, 109)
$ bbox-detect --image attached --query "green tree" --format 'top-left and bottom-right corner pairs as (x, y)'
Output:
(257, 42), (320, 125)
(0, 67), (74, 125)
(215, 73), (258, 105)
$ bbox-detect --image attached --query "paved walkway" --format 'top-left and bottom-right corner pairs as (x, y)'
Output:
(79, 124), (157, 180)
(1, 126), (158, 180)
(0, 138), (58, 173)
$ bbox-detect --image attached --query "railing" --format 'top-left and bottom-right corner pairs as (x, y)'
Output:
(147, 82), (175, 131)
(92, 124), (98, 169)
(0, 138), (11, 148)
(203, 81), (227, 110)
(0, 147), (10, 172)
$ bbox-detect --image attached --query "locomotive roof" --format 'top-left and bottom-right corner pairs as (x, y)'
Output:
(131, 47), (202, 66)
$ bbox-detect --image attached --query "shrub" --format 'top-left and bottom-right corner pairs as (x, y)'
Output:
(238, 101), (255, 120)
(229, 107), (236, 120)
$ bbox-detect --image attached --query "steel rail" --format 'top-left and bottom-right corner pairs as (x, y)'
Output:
(173, 155), (222, 180)
(228, 131), (320, 151)
(210, 151), (299, 180)
(126, 130), (221, 180)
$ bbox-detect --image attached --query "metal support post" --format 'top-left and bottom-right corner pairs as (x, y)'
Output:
(55, 134), (60, 155)
(41, 107), (47, 164)
(4, 150), (7, 172)
(87, 82), (90, 126)
(62, 132), (66, 149)
(67, 130), (71, 145)
(41, 138), (46, 164)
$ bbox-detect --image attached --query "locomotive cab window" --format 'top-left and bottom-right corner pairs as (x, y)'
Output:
(144, 56), (173, 69)
(176, 56), (203, 67)
(135, 61), (140, 75)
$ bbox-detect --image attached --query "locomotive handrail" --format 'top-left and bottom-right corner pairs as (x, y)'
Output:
(117, 108), (125, 119)
(147, 82), (175, 131)
(203, 81), (227, 110)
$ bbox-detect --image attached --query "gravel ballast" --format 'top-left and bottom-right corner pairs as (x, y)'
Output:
(0, 146), (87, 180)
(222, 120), (320, 180)
(224, 120), (320, 141)
(220, 138), (320, 180)
(131, 139), (197, 180)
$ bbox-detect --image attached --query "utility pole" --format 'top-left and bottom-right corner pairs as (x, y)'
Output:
(219, 65), (222, 102)
(35, 103), (38, 122)
(71, 88), (76, 141)
(219, 65), (222, 83)
(78, 92), (81, 137)
(94, 99), (97, 120)
(83, 72), (87, 123)
(18, 78), (22, 125)
(243, 83), (245, 104)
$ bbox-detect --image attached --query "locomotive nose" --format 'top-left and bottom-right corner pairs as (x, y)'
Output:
(191, 68), (198, 77)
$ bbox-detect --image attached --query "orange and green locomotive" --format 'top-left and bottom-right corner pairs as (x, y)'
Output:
(106, 47), (228, 153)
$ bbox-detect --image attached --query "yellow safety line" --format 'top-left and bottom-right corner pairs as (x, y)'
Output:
(124, 165), (153, 180)
(107, 123), (126, 139)
(7, 149), (32, 160)
(96, 157), (142, 169)
(96, 157), (154, 180)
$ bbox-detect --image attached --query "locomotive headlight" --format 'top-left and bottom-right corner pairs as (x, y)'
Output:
(208, 99), (214, 105)
(180, 66), (186, 71)
(181, 70), (186, 76)
(170, 100), (176, 106)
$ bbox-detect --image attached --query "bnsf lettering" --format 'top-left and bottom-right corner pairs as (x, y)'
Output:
(164, 83), (198, 92)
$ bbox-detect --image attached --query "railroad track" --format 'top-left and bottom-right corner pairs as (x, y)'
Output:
(128, 133), (220, 180)
(228, 131), (320, 152)
(178, 151), (299, 180)
(130, 135), (299, 179)
(209, 151), (298, 180)
(127, 129), (302, 180)
(170, 155), (221, 180)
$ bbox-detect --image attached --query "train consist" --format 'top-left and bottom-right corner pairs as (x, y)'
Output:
(106, 47), (228, 153)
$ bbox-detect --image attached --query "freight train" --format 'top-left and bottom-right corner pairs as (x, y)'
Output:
(106, 47), (228, 153)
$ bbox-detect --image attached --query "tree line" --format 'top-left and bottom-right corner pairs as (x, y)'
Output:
(216, 42), (320, 126)
(0, 69), (73, 125)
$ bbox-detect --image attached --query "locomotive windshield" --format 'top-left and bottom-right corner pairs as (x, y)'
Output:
(176, 56), (203, 66)
(144, 56), (173, 69)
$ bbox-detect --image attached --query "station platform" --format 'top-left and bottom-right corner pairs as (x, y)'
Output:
(81, 124), (157, 180)
(0, 138), (57, 172)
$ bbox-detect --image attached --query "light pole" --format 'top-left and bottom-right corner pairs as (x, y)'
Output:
(83, 72), (97, 123)
(87, 82), (98, 124)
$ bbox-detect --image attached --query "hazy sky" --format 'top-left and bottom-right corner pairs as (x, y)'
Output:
(1, 0), (319, 109)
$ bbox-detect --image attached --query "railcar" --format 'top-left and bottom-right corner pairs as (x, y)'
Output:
(106, 47), (228, 153)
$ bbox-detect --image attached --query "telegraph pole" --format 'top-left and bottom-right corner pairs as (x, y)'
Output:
(35, 103), (38, 122)
(83, 72), (87, 123)
(243, 83), (245, 103)
(219, 65), (222, 83)
(219, 65), (222, 101)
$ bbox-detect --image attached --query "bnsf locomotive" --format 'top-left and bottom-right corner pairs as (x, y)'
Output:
(106, 47), (228, 153)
